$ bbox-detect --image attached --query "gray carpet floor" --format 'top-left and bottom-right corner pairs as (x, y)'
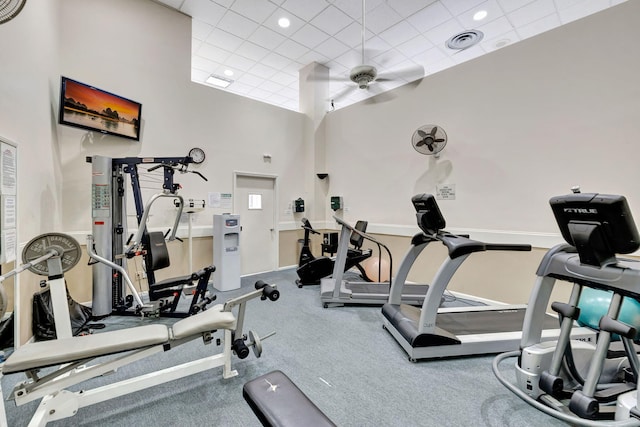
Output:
(1, 268), (565, 426)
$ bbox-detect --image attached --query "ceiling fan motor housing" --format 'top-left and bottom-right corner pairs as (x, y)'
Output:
(350, 65), (377, 89)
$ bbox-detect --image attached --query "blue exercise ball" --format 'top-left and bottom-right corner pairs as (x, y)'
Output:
(577, 287), (640, 340)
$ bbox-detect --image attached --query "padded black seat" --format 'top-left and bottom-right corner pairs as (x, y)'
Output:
(243, 370), (335, 427)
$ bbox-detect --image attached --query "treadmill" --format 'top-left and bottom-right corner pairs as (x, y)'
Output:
(320, 216), (428, 307)
(381, 194), (596, 361)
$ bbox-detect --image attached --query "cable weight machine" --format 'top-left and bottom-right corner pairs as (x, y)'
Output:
(87, 155), (208, 318)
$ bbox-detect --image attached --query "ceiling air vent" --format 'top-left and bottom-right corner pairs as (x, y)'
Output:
(446, 30), (484, 50)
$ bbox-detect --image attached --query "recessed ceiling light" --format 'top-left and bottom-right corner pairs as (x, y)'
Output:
(278, 17), (290, 28)
(473, 10), (488, 21)
(494, 39), (511, 49)
(206, 74), (233, 88)
(224, 69), (234, 77)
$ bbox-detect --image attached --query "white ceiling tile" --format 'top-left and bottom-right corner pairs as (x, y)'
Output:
(424, 18), (466, 46)
(313, 37), (351, 60)
(248, 87), (274, 99)
(217, 10), (260, 38)
(274, 39), (309, 59)
(456, 0), (505, 29)
(197, 42), (232, 63)
(450, 43), (486, 64)
(205, 28), (245, 51)
(262, 51), (295, 69)
(372, 49), (409, 70)
(227, 81), (255, 95)
(281, 0), (329, 21)
(411, 45), (448, 66)
(266, 93), (292, 105)
(292, 24), (330, 49)
(311, 5), (354, 36)
(334, 49), (363, 68)
(480, 29), (520, 52)
(334, 22), (373, 49)
(191, 68), (209, 83)
(193, 20), (214, 41)
(247, 26), (287, 50)
(406, 2), (454, 34)
(364, 36), (392, 54)
(557, 0), (608, 24)
(259, 80), (287, 93)
(270, 71), (298, 86)
(387, 0), (438, 18)
(263, 8), (306, 35)
(364, 3), (404, 33)
(211, 0), (234, 8)
(507, 0), (556, 28)
(496, 0), (535, 14)
(239, 73), (267, 87)
(516, 13), (560, 39)
(181, 0), (227, 26)
(395, 34), (433, 58)
(230, 0), (278, 24)
(235, 41), (270, 62)
(476, 16), (515, 40)
(440, 0), (486, 16)
(191, 39), (202, 55)
(249, 62), (279, 79)
(282, 60), (304, 75)
(378, 20), (421, 47)
(192, 56), (220, 73)
(224, 54), (257, 72)
(297, 50), (329, 66)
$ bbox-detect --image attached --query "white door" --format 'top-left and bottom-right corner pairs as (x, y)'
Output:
(235, 174), (277, 275)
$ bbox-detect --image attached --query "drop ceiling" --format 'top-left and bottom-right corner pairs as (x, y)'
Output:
(154, 0), (627, 112)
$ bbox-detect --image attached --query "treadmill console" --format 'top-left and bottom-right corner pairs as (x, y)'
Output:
(550, 192), (640, 266)
(412, 194), (446, 235)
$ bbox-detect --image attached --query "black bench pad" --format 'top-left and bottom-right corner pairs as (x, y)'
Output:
(243, 370), (335, 427)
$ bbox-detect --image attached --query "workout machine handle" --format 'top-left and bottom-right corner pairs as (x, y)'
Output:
(125, 193), (184, 255)
(255, 280), (280, 301)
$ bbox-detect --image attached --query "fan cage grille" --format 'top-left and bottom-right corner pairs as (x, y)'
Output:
(0, 0), (27, 24)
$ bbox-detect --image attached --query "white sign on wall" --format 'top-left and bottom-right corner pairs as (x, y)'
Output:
(436, 184), (456, 200)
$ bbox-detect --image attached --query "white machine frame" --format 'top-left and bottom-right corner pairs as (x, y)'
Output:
(0, 239), (278, 426)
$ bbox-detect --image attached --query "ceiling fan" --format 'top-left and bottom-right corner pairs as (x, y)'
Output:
(327, 0), (425, 104)
(0, 0), (27, 24)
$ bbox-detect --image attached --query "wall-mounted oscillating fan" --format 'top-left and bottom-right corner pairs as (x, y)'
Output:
(1, 0), (27, 24)
(412, 125), (447, 158)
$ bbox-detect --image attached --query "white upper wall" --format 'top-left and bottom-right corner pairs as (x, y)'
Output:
(324, 1), (640, 236)
(54, 0), (307, 235)
(0, 0), (62, 238)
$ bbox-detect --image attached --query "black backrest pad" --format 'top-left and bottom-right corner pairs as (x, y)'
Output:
(142, 231), (171, 271)
(350, 220), (368, 248)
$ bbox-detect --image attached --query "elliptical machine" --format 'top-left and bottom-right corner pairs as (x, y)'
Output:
(295, 218), (372, 287)
(494, 190), (640, 425)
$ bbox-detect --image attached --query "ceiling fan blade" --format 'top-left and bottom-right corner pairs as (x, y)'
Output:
(330, 84), (357, 102)
(435, 138), (445, 143)
(377, 64), (425, 83)
(416, 138), (426, 147)
(427, 144), (434, 152)
(430, 127), (437, 137)
(417, 129), (428, 138)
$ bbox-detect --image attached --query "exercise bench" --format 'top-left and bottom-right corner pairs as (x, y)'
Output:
(244, 370), (336, 427)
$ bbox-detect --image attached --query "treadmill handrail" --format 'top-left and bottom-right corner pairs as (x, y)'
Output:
(329, 216), (393, 299)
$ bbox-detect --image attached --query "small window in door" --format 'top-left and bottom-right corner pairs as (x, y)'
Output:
(248, 193), (262, 210)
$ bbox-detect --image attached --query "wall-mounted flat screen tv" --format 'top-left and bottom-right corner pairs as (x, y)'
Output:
(59, 76), (142, 141)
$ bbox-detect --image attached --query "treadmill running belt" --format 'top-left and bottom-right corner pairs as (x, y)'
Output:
(436, 309), (560, 335)
(347, 283), (429, 297)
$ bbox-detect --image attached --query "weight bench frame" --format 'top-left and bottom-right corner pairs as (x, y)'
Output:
(0, 280), (278, 426)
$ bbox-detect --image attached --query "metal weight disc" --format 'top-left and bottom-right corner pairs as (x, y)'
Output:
(248, 330), (263, 358)
(22, 233), (82, 276)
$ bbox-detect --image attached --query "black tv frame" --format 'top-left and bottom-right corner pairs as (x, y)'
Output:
(58, 76), (142, 141)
